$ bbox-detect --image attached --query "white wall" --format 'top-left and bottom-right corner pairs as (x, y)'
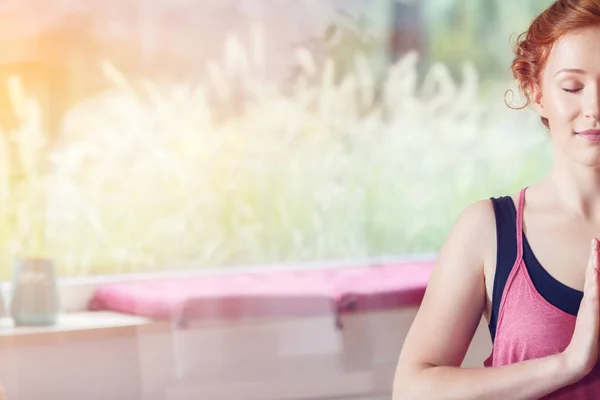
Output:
(0, 333), (142, 400)
(0, 307), (492, 400)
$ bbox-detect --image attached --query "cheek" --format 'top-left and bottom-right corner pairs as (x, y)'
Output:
(545, 91), (580, 123)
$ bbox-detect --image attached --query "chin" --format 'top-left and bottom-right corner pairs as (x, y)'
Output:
(573, 154), (600, 168)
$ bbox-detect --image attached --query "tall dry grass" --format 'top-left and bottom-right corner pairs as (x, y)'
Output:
(0, 27), (551, 278)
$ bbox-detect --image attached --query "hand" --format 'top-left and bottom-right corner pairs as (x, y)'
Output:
(563, 237), (600, 381)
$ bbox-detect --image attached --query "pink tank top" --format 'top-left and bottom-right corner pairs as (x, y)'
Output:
(484, 186), (600, 398)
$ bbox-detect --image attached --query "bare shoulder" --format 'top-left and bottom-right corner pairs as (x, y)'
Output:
(451, 198), (496, 238)
(439, 198), (496, 274)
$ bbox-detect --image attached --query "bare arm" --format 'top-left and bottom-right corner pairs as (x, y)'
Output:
(393, 200), (581, 400)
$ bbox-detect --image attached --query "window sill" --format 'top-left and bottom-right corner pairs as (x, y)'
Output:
(0, 311), (152, 347)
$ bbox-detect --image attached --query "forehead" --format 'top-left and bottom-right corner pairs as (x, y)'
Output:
(544, 25), (600, 76)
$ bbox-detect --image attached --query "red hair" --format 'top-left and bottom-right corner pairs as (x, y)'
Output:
(509, 0), (600, 127)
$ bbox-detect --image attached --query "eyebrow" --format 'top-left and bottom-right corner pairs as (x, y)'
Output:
(554, 68), (586, 77)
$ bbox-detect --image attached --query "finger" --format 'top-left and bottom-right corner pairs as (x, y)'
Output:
(584, 238), (598, 297)
(593, 237), (599, 276)
(587, 238), (599, 303)
(592, 238), (600, 284)
(585, 238), (596, 288)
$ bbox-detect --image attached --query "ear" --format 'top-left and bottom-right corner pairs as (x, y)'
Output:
(531, 83), (546, 118)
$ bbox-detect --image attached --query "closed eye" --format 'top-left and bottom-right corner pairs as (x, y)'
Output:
(563, 88), (583, 93)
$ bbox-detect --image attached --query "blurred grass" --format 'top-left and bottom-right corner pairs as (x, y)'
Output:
(0, 29), (551, 279)
(424, 0), (554, 91)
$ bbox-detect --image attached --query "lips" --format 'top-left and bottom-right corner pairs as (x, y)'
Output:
(577, 129), (600, 142)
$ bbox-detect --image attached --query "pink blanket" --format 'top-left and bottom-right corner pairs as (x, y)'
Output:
(88, 260), (434, 328)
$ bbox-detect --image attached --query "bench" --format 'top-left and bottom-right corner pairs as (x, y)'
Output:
(88, 260), (436, 400)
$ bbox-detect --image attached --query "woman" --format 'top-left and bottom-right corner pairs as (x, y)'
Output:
(393, 1), (600, 399)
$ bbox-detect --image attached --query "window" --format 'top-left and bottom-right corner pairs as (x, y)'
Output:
(0, 0), (554, 278)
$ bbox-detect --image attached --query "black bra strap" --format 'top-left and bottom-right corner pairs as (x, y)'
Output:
(488, 196), (518, 342)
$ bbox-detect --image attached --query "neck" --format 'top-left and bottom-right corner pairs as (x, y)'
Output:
(546, 150), (600, 221)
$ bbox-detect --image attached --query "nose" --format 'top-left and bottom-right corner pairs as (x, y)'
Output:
(583, 85), (600, 122)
